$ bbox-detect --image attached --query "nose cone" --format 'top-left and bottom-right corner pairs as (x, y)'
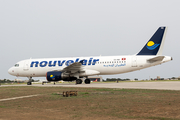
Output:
(8, 67), (14, 76)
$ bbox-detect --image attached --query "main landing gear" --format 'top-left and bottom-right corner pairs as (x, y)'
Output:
(84, 79), (91, 84)
(76, 79), (82, 84)
(76, 78), (91, 84)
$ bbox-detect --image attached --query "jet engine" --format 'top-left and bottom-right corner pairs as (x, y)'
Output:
(46, 71), (76, 81)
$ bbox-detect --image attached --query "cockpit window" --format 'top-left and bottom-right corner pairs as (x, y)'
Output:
(14, 64), (19, 67)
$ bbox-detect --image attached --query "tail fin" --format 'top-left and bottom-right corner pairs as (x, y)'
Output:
(137, 27), (167, 55)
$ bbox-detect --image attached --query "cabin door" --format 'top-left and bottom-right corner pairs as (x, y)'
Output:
(23, 60), (29, 71)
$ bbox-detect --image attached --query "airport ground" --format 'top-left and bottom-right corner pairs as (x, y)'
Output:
(0, 81), (180, 120)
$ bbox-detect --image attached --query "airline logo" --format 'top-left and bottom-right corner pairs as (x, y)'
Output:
(50, 75), (55, 78)
(146, 41), (160, 50)
(30, 58), (99, 67)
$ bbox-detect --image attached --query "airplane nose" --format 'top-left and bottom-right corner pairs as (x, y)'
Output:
(8, 67), (14, 75)
(8, 68), (11, 74)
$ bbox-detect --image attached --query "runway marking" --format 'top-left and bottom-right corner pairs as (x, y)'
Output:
(0, 94), (40, 102)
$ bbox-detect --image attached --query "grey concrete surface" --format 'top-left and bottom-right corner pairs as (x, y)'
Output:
(1, 81), (180, 90)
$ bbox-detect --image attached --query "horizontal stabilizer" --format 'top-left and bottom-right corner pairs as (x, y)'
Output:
(147, 56), (165, 63)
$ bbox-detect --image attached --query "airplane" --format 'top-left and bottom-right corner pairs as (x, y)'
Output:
(8, 27), (172, 85)
(94, 79), (98, 82)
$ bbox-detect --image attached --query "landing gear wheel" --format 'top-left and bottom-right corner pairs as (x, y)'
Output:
(27, 82), (32, 85)
(27, 77), (32, 85)
(76, 79), (82, 84)
(85, 79), (91, 84)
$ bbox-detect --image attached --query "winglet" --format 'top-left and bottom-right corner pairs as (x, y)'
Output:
(137, 27), (167, 55)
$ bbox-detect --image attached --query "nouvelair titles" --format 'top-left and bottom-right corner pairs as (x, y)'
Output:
(30, 58), (99, 67)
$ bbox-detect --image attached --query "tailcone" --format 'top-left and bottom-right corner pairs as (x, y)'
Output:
(163, 56), (173, 63)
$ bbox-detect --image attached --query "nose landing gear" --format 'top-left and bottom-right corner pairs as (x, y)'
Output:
(27, 77), (32, 85)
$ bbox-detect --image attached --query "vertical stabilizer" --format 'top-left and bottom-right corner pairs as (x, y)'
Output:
(137, 27), (167, 55)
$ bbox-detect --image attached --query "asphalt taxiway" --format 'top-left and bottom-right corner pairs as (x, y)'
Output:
(1, 81), (180, 90)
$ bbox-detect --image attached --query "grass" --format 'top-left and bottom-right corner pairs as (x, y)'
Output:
(0, 86), (180, 120)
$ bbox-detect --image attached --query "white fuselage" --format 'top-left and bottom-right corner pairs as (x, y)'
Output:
(8, 27), (172, 83)
(8, 55), (172, 78)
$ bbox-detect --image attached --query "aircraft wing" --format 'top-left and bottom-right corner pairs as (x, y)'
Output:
(52, 60), (84, 74)
(62, 62), (84, 73)
(51, 60), (99, 76)
(147, 56), (165, 63)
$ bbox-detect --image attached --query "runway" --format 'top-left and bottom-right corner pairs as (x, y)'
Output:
(1, 81), (180, 90)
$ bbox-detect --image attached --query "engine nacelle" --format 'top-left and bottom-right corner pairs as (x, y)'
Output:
(46, 71), (76, 81)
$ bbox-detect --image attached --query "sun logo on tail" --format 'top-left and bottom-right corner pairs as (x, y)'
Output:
(146, 41), (160, 50)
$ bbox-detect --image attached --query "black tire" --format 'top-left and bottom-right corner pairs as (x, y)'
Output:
(85, 79), (91, 84)
(27, 82), (32, 85)
(76, 79), (82, 84)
